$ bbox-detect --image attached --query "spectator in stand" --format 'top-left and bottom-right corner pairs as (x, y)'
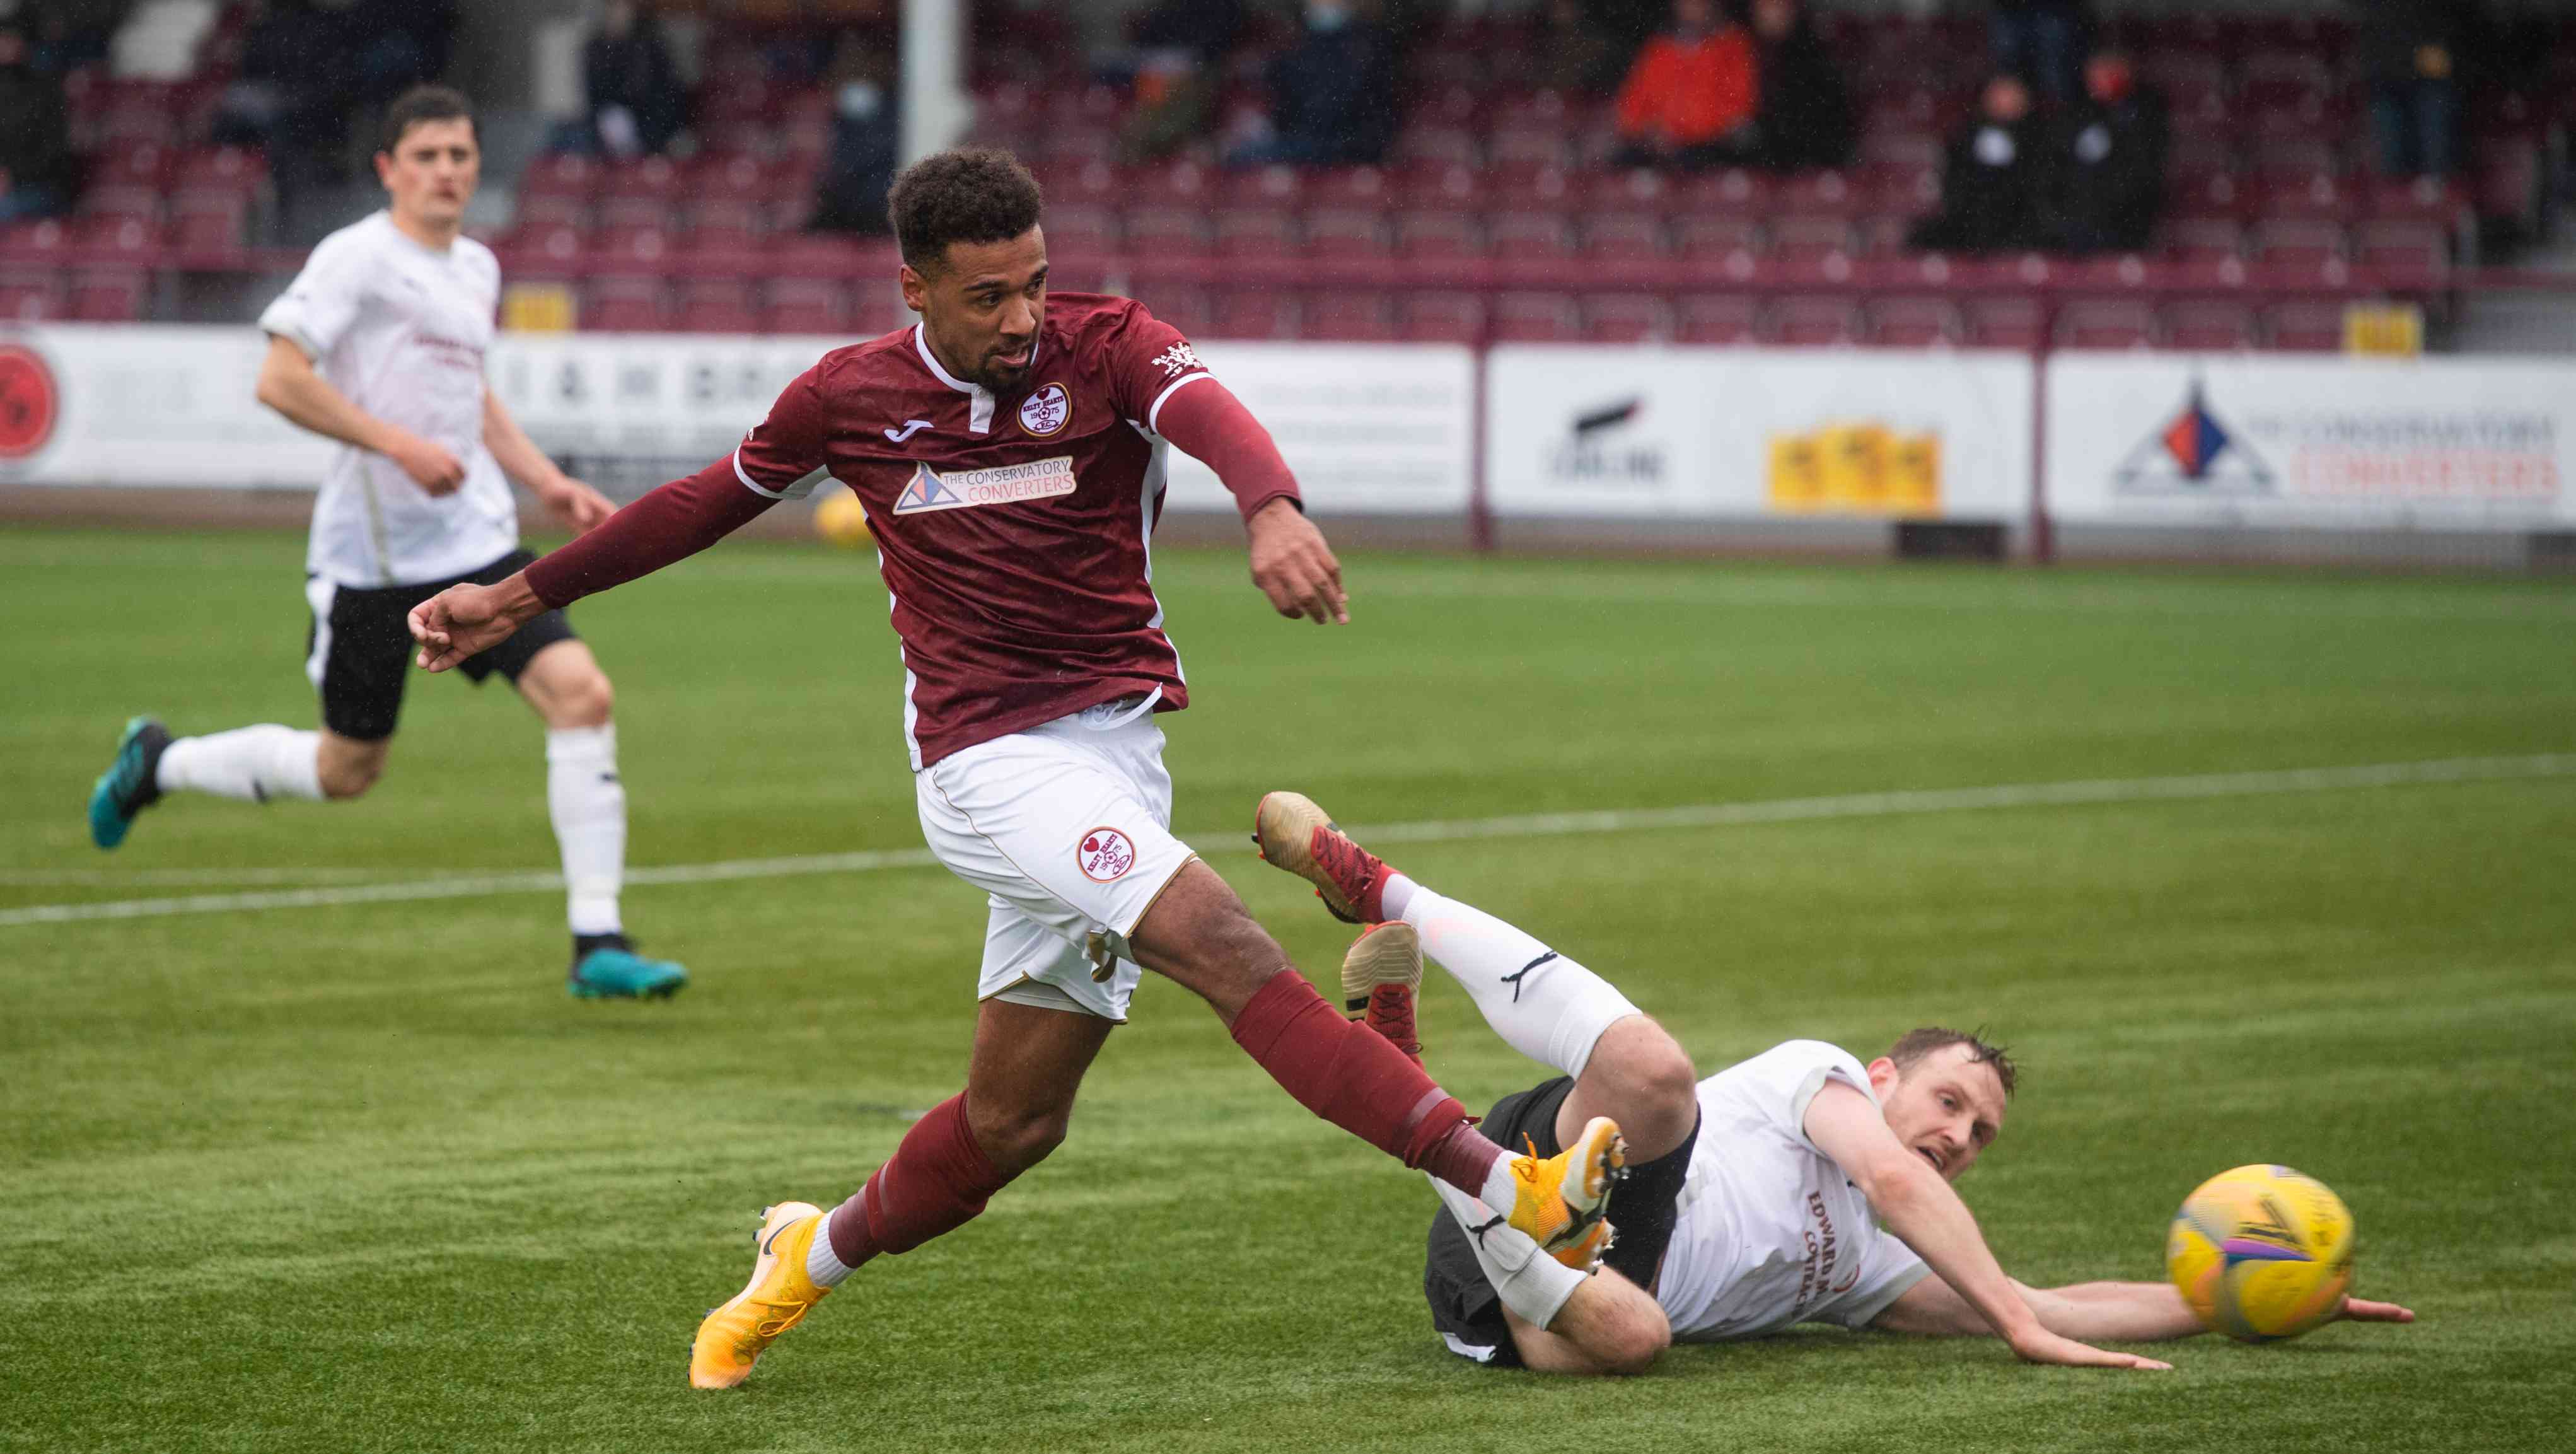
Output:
(0, 19), (78, 221)
(1746, 0), (1852, 173)
(2041, 50), (2167, 253)
(1990, 0), (2092, 107)
(809, 33), (898, 236)
(1610, 0), (1758, 171)
(16, 0), (126, 75)
(2358, 0), (2467, 180)
(1908, 74), (2047, 253)
(582, 0), (686, 158)
(1119, 0), (1245, 163)
(1536, 0), (1622, 98)
(1224, 1), (1396, 169)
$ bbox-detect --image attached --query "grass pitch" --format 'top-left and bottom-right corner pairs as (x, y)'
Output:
(3, 528), (2572, 1453)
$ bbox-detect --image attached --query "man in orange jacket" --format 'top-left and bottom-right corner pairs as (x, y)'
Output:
(1611, 0), (1759, 170)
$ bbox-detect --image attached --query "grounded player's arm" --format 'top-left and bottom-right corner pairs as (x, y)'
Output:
(410, 451), (782, 670)
(1801, 1082), (2171, 1370)
(253, 334), (464, 494)
(1876, 1274), (2417, 1341)
(1151, 378), (1346, 625)
(482, 389), (613, 532)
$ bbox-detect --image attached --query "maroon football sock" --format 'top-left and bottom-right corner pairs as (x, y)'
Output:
(1227, 969), (1505, 1194)
(824, 1093), (1016, 1267)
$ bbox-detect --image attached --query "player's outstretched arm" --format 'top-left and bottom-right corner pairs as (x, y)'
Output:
(1804, 1082), (2171, 1371)
(483, 388), (612, 533)
(1875, 1276), (2416, 1343)
(1152, 378), (1347, 625)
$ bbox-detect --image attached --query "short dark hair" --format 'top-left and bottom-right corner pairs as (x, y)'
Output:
(379, 85), (477, 155)
(1888, 1027), (2017, 1099)
(888, 149), (1044, 274)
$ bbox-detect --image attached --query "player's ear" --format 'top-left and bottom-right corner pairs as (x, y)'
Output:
(1864, 1056), (1901, 1097)
(373, 149), (395, 191)
(898, 263), (928, 316)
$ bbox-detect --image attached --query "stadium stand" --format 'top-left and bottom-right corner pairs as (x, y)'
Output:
(0, 2), (2563, 348)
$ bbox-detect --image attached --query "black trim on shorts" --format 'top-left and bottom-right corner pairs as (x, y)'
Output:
(306, 549), (577, 741)
(1422, 1074), (1702, 1368)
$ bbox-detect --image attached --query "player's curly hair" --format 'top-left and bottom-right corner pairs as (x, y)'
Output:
(888, 149), (1045, 274)
(1889, 1027), (2017, 1098)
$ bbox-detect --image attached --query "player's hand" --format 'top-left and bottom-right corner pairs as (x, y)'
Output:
(2007, 1327), (2172, 1372)
(409, 579), (535, 672)
(1246, 497), (1347, 625)
(382, 427), (467, 496)
(540, 475), (617, 534)
(2337, 1297), (2416, 1325)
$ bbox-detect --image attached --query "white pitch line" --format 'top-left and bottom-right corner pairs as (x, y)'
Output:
(3, 753), (2568, 931)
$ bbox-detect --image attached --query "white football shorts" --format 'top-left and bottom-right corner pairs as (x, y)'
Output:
(914, 694), (1197, 1022)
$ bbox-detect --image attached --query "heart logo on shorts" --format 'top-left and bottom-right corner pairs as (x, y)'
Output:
(1077, 827), (1135, 882)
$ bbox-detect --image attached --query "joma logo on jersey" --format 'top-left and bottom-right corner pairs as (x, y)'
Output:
(893, 456), (1078, 515)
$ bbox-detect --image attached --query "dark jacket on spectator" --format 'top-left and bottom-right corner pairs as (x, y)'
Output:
(1752, 14), (1854, 171)
(0, 47), (79, 203)
(2044, 87), (2168, 253)
(1910, 112), (2048, 253)
(2356, 0), (2466, 83)
(585, 13), (687, 156)
(1267, 16), (1396, 166)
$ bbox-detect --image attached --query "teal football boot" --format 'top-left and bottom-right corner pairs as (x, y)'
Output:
(569, 935), (689, 999)
(89, 716), (171, 849)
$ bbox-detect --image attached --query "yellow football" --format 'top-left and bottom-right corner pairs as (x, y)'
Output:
(813, 489), (871, 548)
(2166, 1163), (2355, 1343)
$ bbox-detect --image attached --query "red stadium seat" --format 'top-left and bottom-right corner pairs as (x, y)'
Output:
(2253, 170), (2357, 221)
(1857, 131), (1942, 172)
(1122, 208), (1209, 257)
(522, 153), (600, 198)
(1581, 212), (1665, 263)
(2164, 218), (2246, 267)
(1771, 214), (1856, 266)
(2264, 300), (2349, 352)
(0, 270), (62, 322)
(1390, 126), (1480, 172)
(683, 153), (770, 202)
(584, 276), (668, 332)
(595, 224), (678, 270)
(1763, 296), (1863, 346)
(762, 277), (851, 335)
(73, 214), (163, 264)
(79, 184), (161, 223)
(1304, 207), (1390, 259)
(1583, 168), (1671, 213)
(2251, 219), (2347, 270)
(1672, 168), (1774, 216)
(1393, 209), (1482, 259)
(1867, 296), (1963, 347)
(1396, 291), (1485, 344)
(1041, 205), (1118, 257)
(1488, 211), (1576, 262)
(1211, 291), (1297, 340)
(514, 191), (593, 230)
(2160, 301), (2261, 351)
(1489, 292), (1581, 342)
(675, 279), (760, 334)
(852, 281), (915, 337)
(168, 190), (249, 252)
(2352, 220), (2451, 289)
(1777, 171), (1862, 217)
(2055, 299), (2159, 349)
(67, 269), (148, 322)
(685, 198), (767, 256)
(1674, 214), (1763, 260)
(1126, 159), (1216, 209)
(1963, 297), (2046, 349)
(1302, 293), (1395, 342)
(1214, 209), (1297, 260)
(1305, 168), (1391, 211)
(1580, 293), (1671, 344)
(1391, 161), (1483, 211)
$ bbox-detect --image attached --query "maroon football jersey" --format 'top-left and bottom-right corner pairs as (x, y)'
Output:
(734, 293), (1222, 768)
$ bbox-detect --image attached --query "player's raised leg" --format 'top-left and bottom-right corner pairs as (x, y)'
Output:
(690, 996), (1109, 1388)
(88, 714), (330, 848)
(511, 639), (684, 998)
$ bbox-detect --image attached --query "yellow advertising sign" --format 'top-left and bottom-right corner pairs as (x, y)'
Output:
(502, 282), (579, 334)
(2343, 303), (2423, 357)
(1767, 423), (1943, 516)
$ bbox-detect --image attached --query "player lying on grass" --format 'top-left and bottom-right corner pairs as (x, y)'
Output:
(1255, 792), (2418, 1375)
(405, 148), (1623, 1390)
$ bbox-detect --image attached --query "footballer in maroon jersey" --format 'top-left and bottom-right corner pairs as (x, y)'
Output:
(408, 150), (1620, 1388)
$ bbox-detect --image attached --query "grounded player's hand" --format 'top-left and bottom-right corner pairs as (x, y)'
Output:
(2338, 1297), (2416, 1324)
(544, 477), (617, 533)
(385, 428), (467, 495)
(1246, 499), (1347, 625)
(408, 583), (518, 672)
(2009, 1328), (2172, 1372)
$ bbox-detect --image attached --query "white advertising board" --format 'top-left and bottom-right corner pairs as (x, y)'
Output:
(1485, 347), (2034, 522)
(2045, 354), (2576, 530)
(1, 328), (1475, 515)
(1157, 341), (1477, 516)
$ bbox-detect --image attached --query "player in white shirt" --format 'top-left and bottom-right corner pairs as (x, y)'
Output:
(86, 86), (685, 999)
(1253, 791), (2416, 1375)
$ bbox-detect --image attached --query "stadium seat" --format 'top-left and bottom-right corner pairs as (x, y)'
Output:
(2160, 301), (2261, 351)
(1122, 208), (1209, 257)
(1963, 298), (2046, 349)
(2352, 220), (2451, 290)
(2164, 218), (2246, 267)
(762, 277), (850, 335)
(1126, 160), (1216, 209)
(1391, 161), (1483, 211)
(2055, 299), (2159, 349)
(0, 271), (62, 322)
(2264, 300), (2349, 351)
(515, 191), (593, 231)
(1210, 292), (1297, 340)
(73, 214), (163, 265)
(683, 153), (770, 204)
(1672, 168), (1773, 216)
(675, 279), (760, 334)
(522, 153), (600, 199)
(2252, 219), (2348, 271)
(1488, 292), (1581, 343)
(1771, 215), (1857, 267)
(585, 275), (668, 332)
(1777, 171), (1862, 218)
(67, 269), (148, 322)
(595, 225), (677, 269)
(1857, 131), (1942, 172)
(1580, 293), (1671, 344)
(1581, 212), (1665, 264)
(1393, 291), (1484, 344)
(1764, 296), (1864, 346)
(1674, 214), (1763, 261)
(685, 198), (767, 256)
(1041, 205), (1118, 257)
(1304, 168), (1391, 211)
(1394, 209), (1482, 259)
(1304, 207), (1390, 259)
(1302, 293), (1395, 342)
(1488, 212), (1576, 262)
(1867, 296), (1964, 347)
(1389, 126), (1480, 173)
(1138, 288), (1212, 338)
(168, 190), (249, 253)
(2254, 170), (2357, 222)
(1213, 209), (1297, 261)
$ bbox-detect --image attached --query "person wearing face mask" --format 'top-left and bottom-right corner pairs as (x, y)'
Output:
(1250, 792), (2420, 1376)
(1225, 0), (1396, 168)
(2042, 50), (2167, 255)
(0, 20), (76, 223)
(1744, 0), (1852, 173)
(1908, 74), (2048, 254)
(1611, 0), (1760, 170)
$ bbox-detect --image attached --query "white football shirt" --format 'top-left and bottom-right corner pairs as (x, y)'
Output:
(258, 211), (516, 586)
(1653, 1040), (1933, 1341)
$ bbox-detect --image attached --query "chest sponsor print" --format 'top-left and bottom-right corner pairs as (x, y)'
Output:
(1077, 827), (1136, 882)
(1019, 383), (1071, 437)
(891, 455), (1078, 515)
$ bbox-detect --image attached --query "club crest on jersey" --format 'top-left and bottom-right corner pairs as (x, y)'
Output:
(891, 456), (1077, 515)
(1077, 827), (1136, 882)
(1018, 383), (1071, 437)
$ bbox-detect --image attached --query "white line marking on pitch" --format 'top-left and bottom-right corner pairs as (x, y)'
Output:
(5, 753), (2567, 930)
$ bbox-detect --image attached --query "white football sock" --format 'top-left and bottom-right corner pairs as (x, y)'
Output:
(1377, 871), (1420, 924)
(154, 724), (324, 803)
(546, 724), (626, 937)
(1401, 887), (1642, 1081)
(804, 1217), (853, 1288)
(1432, 1177), (1587, 1330)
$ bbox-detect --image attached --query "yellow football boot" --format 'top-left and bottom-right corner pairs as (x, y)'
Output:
(690, 1201), (832, 1390)
(1504, 1116), (1626, 1262)
(1341, 921), (1424, 1064)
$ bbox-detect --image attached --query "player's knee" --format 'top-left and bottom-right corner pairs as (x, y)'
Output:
(970, 1102), (1073, 1177)
(316, 753), (383, 800)
(1591, 1021), (1698, 1146)
(550, 670), (614, 729)
(1589, 1300), (1672, 1377)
